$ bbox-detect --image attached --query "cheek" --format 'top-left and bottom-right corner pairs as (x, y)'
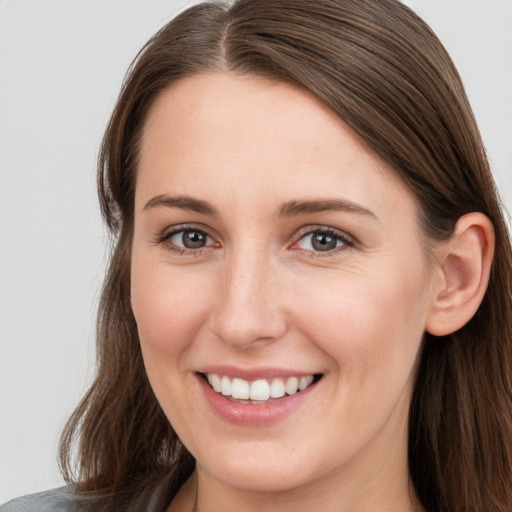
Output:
(287, 270), (429, 456)
(292, 266), (430, 391)
(130, 261), (215, 427)
(131, 261), (214, 362)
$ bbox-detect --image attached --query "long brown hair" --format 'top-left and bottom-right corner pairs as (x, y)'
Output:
(59, 1), (512, 510)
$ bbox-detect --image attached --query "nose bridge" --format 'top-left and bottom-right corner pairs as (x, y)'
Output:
(211, 240), (286, 348)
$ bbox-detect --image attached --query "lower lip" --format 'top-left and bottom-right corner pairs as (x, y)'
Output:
(197, 374), (319, 426)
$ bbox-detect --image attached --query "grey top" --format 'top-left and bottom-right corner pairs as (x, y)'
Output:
(1, 481), (171, 512)
(0, 486), (81, 512)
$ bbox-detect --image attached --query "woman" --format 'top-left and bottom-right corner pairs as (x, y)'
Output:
(3, 0), (511, 510)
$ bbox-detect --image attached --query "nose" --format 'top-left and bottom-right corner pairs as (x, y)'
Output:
(210, 247), (288, 350)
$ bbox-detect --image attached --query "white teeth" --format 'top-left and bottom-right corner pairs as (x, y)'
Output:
(285, 376), (299, 395)
(205, 373), (316, 401)
(299, 375), (314, 391)
(231, 378), (250, 399)
(210, 373), (221, 392)
(270, 378), (286, 398)
(250, 379), (270, 401)
(221, 375), (231, 396)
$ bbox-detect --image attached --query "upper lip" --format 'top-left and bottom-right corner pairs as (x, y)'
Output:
(196, 365), (321, 381)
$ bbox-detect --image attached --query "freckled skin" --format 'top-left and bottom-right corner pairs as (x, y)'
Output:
(131, 72), (433, 511)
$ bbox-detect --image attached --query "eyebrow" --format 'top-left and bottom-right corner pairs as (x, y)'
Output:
(143, 194), (218, 216)
(277, 199), (378, 220)
(142, 194), (377, 220)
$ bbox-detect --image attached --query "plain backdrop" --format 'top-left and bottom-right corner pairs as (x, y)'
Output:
(0, 0), (511, 503)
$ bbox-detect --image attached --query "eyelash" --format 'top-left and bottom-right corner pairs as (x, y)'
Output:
(291, 227), (355, 258)
(155, 225), (356, 258)
(155, 225), (216, 256)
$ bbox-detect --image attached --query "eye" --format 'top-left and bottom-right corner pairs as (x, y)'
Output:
(294, 228), (354, 253)
(156, 226), (218, 253)
(170, 229), (210, 249)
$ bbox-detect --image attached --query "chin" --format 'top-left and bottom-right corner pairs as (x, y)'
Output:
(192, 438), (330, 494)
(204, 460), (313, 493)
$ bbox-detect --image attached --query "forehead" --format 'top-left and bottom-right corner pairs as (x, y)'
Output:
(135, 72), (416, 221)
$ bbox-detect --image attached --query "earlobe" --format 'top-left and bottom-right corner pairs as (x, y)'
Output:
(426, 213), (495, 336)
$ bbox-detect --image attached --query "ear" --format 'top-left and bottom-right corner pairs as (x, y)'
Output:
(426, 212), (495, 336)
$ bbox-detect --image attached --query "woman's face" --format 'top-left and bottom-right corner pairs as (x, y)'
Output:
(131, 73), (438, 496)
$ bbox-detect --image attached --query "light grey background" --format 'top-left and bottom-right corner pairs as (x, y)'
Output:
(0, 0), (511, 503)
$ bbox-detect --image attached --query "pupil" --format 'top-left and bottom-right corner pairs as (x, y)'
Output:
(312, 233), (337, 251)
(182, 231), (206, 249)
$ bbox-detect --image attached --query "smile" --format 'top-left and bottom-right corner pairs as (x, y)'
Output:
(204, 373), (320, 403)
(197, 370), (323, 425)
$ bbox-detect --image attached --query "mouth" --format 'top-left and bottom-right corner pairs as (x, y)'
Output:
(200, 372), (323, 405)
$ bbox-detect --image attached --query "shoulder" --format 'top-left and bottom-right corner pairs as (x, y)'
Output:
(0, 486), (82, 512)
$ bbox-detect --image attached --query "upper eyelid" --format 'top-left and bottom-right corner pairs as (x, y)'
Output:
(157, 223), (214, 241)
(292, 225), (356, 243)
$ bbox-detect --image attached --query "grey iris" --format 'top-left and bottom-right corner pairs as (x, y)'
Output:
(182, 230), (206, 249)
(312, 232), (337, 251)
